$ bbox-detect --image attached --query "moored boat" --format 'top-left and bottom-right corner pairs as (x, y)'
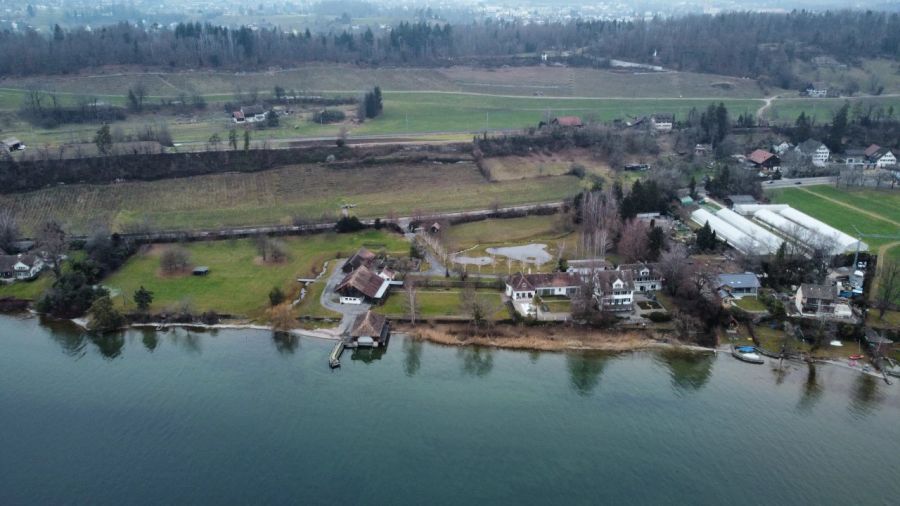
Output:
(732, 345), (765, 364)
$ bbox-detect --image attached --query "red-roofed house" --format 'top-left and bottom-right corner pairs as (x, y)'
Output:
(747, 149), (779, 169)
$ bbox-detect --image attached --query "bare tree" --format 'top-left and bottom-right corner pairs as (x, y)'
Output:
(269, 303), (296, 334)
(160, 246), (191, 274)
(876, 260), (900, 319)
(36, 220), (67, 277)
(579, 189), (620, 259)
(658, 244), (690, 296)
(0, 209), (20, 253)
(405, 279), (419, 324)
(460, 283), (491, 334)
(618, 219), (650, 263)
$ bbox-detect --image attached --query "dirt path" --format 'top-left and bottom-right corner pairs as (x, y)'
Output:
(798, 188), (900, 227)
(756, 95), (777, 120)
(871, 241), (900, 295)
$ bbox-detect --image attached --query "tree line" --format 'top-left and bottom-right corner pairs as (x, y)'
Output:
(0, 11), (896, 85)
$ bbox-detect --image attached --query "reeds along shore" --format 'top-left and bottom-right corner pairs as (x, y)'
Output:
(400, 323), (703, 353)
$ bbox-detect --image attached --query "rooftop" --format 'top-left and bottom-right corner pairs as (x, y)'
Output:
(717, 273), (760, 289)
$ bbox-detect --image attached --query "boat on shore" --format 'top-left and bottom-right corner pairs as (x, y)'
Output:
(732, 346), (765, 364)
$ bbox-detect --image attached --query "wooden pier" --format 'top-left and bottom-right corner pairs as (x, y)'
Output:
(329, 341), (345, 368)
(328, 339), (358, 368)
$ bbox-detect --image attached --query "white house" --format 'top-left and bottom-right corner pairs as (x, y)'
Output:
(593, 271), (635, 312)
(505, 272), (581, 301)
(233, 105), (267, 124)
(650, 113), (674, 132)
(872, 148), (896, 168)
(0, 254), (44, 281)
(795, 139), (830, 167)
(617, 263), (662, 292)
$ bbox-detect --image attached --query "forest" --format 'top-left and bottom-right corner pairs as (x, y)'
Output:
(0, 11), (897, 89)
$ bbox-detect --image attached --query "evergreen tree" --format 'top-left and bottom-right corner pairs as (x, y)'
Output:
(827, 102), (849, 152)
(794, 112), (812, 143)
(243, 129), (251, 151)
(94, 124), (112, 155)
(133, 286), (154, 312)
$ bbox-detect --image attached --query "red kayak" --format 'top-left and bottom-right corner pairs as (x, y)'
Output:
(849, 354), (865, 360)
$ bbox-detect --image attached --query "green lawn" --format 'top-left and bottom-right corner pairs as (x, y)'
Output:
(356, 93), (763, 135)
(102, 230), (407, 319)
(0, 274), (54, 300)
(733, 297), (767, 312)
(767, 187), (900, 250)
(294, 262), (342, 320)
(377, 288), (505, 319)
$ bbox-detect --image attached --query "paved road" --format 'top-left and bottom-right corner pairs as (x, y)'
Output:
(318, 259), (371, 335)
(763, 176), (835, 189)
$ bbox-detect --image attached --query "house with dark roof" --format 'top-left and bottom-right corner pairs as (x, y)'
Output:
(342, 247), (377, 273)
(505, 272), (581, 301)
(794, 283), (852, 320)
(335, 265), (390, 304)
(617, 263), (662, 292)
(0, 253), (44, 281)
(593, 271), (635, 311)
(716, 273), (760, 300)
(870, 147), (896, 168)
(348, 311), (390, 347)
(795, 139), (830, 167)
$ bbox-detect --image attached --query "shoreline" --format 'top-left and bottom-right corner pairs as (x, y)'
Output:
(400, 323), (717, 354)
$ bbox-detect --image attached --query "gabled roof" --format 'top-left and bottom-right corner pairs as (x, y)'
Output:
(241, 105), (265, 116)
(336, 266), (387, 299)
(0, 254), (39, 273)
(797, 139), (827, 155)
(232, 111), (245, 120)
(800, 283), (837, 300)
(553, 116), (583, 127)
(652, 113), (674, 122)
(717, 273), (760, 290)
(864, 144), (882, 158)
(2, 137), (22, 146)
(872, 147), (895, 160)
(747, 149), (776, 165)
(349, 311), (388, 338)
(345, 247), (376, 271)
(595, 270), (634, 292)
(507, 272), (535, 292)
(617, 263), (658, 276)
(527, 272), (581, 289)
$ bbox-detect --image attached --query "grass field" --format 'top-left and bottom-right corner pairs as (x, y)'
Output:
(766, 96), (900, 123)
(0, 162), (582, 235)
(377, 288), (506, 320)
(767, 186), (900, 275)
(101, 230), (407, 319)
(0, 274), (54, 300)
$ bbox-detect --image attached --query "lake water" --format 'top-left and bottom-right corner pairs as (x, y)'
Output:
(1, 314), (899, 505)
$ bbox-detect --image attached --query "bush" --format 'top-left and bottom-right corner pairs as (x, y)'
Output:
(335, 216), (366, 233)
(311, 109), (346, 124)
(160, 246), (191, 274)
(269, 286), (286, 306)
(646, 312), (672, 323)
